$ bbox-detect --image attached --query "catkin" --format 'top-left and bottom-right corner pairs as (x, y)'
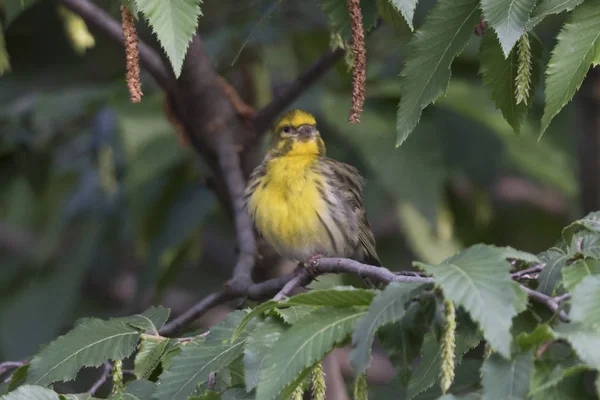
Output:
(347, 0), (366, 124)
(311, 362), (326, 400)
(440, 299), (456, 393)
(353, 372), (368, 400)
(120, 5), (142, 103)
(515, 33), (532, 106)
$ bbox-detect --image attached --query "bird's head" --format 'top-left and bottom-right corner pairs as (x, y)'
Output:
(268, 109), (326, 158)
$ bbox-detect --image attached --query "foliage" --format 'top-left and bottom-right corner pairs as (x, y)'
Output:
(0, 214), (599, 398)
(1, 0), (600, 399)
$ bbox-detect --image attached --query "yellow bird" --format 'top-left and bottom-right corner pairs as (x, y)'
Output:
(244, 109), (381, 284)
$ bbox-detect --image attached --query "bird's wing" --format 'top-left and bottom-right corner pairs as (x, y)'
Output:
(322, 158), (381, 267)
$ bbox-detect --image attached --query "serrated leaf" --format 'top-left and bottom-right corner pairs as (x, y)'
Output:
(233, 287), (374, 340)
(562, 258), (600, 292)
(553, 276), (600, 369)
(110, 380), (156, 400)
(272, 307), (316, 324)
(256, 307), (366, 400)
(540, 1), (600, 137)
(243, 317), (286, 391)
(377, 0), (412, 32)
(481, 351), (534, 400)
(188, 391), (220, 400)
(0, 385), (59, 400)
(134, 336), (173, 379)
(0, 21), (10, 76)
(388, 0), (419, 30)
(527, 0), (584, 29)
(7, 364), (28, 391)
(481, 0), (536, 56)
(571, 232), (600, 259)
(27, 319), (139, 386)
(155, 311), (250, 400)
(319, 0), (379, 40)
(349, 282), (424, 375)
(378, 295), (436, 385)
(396, 0), (480, 146)
(563, 211), (600, 244)
(537, 248), (568, 295)
(479, 30), (542, 133)
(60, 394), (100, 400)
(415, 244), (525, 357)
(134, 0), (202, 77)
(126, 306), (170, 335)
(284, 287), (376, 307)
(529, 362), (590, 399)
(407, 320), (481, 399)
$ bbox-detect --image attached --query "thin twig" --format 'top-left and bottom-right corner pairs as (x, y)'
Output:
(511, 264), (545, 280)
(520, 285), (570, 322)
(273, 270), (312, 301)
(253, 47), (345, 134)
(0, 360), (26, 380)
(89, 361), (112, 395)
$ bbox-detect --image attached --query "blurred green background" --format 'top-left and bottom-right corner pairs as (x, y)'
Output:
(0, 0), (582, 368)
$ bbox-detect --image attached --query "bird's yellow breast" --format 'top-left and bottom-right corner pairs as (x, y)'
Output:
(248, 154), (328, 259)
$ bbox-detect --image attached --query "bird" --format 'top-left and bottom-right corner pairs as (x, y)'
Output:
(244, 109), (381, 286)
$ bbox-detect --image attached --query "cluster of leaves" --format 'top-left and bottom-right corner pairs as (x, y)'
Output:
(3, 212), (600, 399)
(4, 0), (596, 145)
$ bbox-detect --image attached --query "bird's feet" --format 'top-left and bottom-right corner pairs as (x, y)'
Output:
(306, 253), (324, 278)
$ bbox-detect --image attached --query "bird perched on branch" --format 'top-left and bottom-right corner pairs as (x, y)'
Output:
(244, 109), (381, 286)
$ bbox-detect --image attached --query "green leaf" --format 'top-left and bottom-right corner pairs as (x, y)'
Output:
(27, 318), (139, 386)
(233, 287), (374, 340)
(562, 258), (600, 292)
(221, 387), (255, 400)
(134, 0), (202, 77)
(7, 364), (28, 391)
(377, 0), (411, 32)
(0, 385), (59, 400)
(395, 0), (480, 146)
(387, 0), (419, 30)
(540, 1), (600, 137)
(284, 286), (376, 307)
(517, 324), (554, 350)
(319, 0), (379, 40)
(256, 307), (366, 400)
(537, 248), (568, 295)
(481, 351), (534, 400)
(553, 276), (600, 369)
(110, 380), (156, 400)
(479, 30), (542, 133)
(243, 317), (286, 391)
(0, 21), (10, 76)
(529, 362), (590, 399)
(155, 311), (250, 400)
(407, 320), (481, 399)
(527, 0), (584, 29)
(134, 336), (174, 379)
(415, 244), (525, 357)
(272, 307), (316, 324)
(481, 0), (536, 56)
(563, 211), (600, 244)
(349, 282), (424, 375)
(125, 306), (170, 335)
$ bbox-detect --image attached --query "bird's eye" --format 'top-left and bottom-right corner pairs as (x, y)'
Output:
(283, 126), (291, 134)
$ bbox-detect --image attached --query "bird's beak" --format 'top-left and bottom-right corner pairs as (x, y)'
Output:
(297, 125), (316, 142)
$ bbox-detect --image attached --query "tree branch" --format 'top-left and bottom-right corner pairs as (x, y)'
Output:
(161, 256), (571, 336)
(89, 362), (112, 395)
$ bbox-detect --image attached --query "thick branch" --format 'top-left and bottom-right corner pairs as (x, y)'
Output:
(59, 0), (171, 91)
